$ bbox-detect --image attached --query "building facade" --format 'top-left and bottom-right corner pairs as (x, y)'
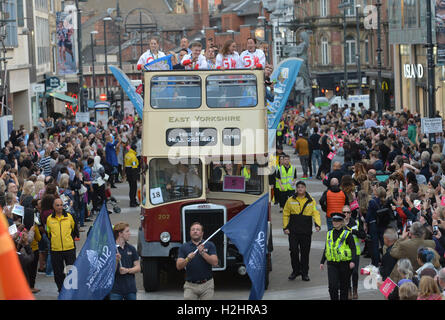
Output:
(1, 0), (63, 131)
(266, 0), (394, 110)
(389, 0), (445, 117)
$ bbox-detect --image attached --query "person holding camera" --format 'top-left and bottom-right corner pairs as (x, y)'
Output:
(389, 222), (441, 284)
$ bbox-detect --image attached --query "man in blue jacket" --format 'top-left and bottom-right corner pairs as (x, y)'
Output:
(105, 134), (121, 188)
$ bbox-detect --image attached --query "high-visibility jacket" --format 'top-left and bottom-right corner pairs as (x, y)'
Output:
(325, 229), (352, 262)
(277, 121), (285, 137)
(279, 165), (295, 191)
(242, 167), (251, 181)
(346, 219), (361, 256)
(46, 213), (75, 252)
(283, 193), (321, 235)
(0, 212), (34, 300)
(124, 149), (139, 169)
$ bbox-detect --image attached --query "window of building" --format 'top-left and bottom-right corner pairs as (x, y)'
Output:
(4, 0), (18, 47)
(320, 0), (328, 17)
(35, 0), (48, 11)
(345, 0), (356, 17)
(276, 40), (283, 58)
(36, 17), (50, 64)
(17, 0), (24, 27)
(403, 0), (418, 29)
(345, 35), (356, 65)
(321, 37), (329, 65)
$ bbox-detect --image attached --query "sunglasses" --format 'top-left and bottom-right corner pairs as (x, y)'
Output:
(343, 211), (351, 214)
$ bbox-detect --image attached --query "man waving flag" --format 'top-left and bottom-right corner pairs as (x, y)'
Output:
(221, 193), (269, 300)
(58, 203), (116, 300)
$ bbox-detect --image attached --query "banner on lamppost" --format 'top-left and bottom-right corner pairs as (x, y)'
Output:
(436, 0), (445, 65)
(56, 6), (78, 75)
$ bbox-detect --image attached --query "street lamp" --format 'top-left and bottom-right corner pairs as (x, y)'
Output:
(376, 0), (383, 118)
(356, 4), (362, 95)
(103, 16), (112, 100)
(426, 0), (436, 146)
(90, 30), (98, 103)
(115, 0), (124, 109)
(338, 0), (353, 100)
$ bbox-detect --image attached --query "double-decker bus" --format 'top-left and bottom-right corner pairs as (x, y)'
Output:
(137, 69), (273, 292)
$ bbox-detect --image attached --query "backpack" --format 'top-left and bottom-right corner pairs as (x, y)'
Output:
(375, 199), (393, 228)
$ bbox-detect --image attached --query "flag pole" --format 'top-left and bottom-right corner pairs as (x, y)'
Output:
(193, 227), (222, 254)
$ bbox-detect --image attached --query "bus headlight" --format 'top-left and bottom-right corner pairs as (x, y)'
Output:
(160, 232), (171, 245)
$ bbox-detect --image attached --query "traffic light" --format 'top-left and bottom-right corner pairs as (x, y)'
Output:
(107, 91), (113, 102)
(82, 88), (89, 101)
(335, 86), (340, 94)
(321, 88), (326, 95)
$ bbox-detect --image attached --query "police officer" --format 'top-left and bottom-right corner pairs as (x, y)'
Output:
(320, 212), (357, 300)
(276, 155), (297, 213)
(124, 144), (139, 207)
(283, 181), (321, 281)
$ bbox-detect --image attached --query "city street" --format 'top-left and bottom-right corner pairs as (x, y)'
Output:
(34, 144), (383, 300)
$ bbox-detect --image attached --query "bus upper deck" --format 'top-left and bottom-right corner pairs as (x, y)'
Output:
(142, 69), (268, 159)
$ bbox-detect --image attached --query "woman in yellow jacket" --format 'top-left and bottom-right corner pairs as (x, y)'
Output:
(46, 197), (77, 292)
(283, 181), (321, 281)
(29, 221), (42, 293)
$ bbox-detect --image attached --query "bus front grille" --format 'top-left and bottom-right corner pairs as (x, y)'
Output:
(182, 205), (226, 271)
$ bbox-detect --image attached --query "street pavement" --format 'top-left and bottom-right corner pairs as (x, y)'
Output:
(34, 144), (383, 300)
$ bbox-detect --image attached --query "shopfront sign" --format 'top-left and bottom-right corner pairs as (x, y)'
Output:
(403, 64), (424, 79)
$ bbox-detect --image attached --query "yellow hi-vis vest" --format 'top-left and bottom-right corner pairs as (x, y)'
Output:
(277, 121), (284, 136)
(325, 229), (352, 262)
(242, 167), (251, 181)
(346, 220), (361, 256)
(279, 165), (295, 192)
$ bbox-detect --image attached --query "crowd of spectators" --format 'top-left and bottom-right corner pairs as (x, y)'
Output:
(6, 109), (141, 293)
(278, 104), (445, 299)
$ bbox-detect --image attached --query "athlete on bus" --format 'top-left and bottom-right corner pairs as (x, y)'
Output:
(137, 37), (166, 71)
(215, 40), (242, 70)
(181, 42), (209, 70)
(240, 38), (266, 70)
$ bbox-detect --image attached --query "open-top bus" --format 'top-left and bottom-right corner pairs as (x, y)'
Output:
(137, 69), (273, 291)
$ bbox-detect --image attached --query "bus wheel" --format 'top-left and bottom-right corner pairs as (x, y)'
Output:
(142, 258), (160, 292)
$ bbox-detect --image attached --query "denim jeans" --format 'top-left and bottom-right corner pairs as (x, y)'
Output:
(312, 150), (322, 176)
(299, 155), (310, 176)
(326, 217), (333, 231)
(79, 201), (86, 227)
(368, 222), (384, 267)
(109, 292), (137, 300)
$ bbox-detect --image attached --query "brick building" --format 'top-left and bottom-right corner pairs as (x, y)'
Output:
(265, 0), (394, 110)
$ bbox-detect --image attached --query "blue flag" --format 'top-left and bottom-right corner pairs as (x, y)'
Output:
(221, 193), (269, 300)
(58, 203), (116, 300)
(144, 54), (173, 71)
(109, 65), (143, 118)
